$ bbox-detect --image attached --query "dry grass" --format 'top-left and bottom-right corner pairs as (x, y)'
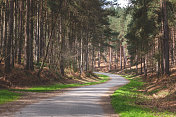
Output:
(0, 63), (100, 89)
(116, 68), (176, 113)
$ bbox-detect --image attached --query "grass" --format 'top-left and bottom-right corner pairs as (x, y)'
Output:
(1, 74), (109, 105)
(111, 75), (175, 117)
(0, 90), (21, 104)
(11, 74), (109, 92)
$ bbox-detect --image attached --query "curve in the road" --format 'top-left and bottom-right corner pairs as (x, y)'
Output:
(13, 72), (129, 117)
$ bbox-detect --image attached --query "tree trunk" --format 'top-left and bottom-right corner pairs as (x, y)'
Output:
(85, 32), (89, 71)
(0, 8), (2, 59)
(92, 46), (95, 71)
(3, 0), (9, 59)
(141, 57), (143, 74)
(162, 0), (170, 75)
(18, 0), (24, 64)
(144, 57), (147, 78)
(136, 55), (138, 75)
(98, 43), (101, 68)
(36, 0), (40, 64)
(123, 45), (126, 69)
(59, 16), (65, 76)
(0, 8), (4, 61)
(25, 0), (30, 70)
(120, 41), (122, 71)
(40, 0), (44, 58)
(29, 0), (34, 70)
(115, 50), (118, 70)
(80, 30), (83, 74)
(109, 44), (112, 71)
(5, 0), (14, 73)
(171, 28), (175, 65)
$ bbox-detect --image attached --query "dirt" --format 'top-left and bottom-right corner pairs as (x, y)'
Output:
(142, 79), (176, 112)
(0, 63), (100, 89)
(101, 85), (123, 117)
(116, 69), (176, 113)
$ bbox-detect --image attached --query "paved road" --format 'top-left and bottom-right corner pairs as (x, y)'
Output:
(13, 72), (129, 117)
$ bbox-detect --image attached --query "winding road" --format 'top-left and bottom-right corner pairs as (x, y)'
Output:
(13, 72), (129, 117)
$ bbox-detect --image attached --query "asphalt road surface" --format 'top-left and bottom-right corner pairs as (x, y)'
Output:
(14, 72), (129, 117)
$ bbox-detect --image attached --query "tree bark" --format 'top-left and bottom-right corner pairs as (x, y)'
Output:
(120, 41), (122, 71)
(25, 0), (30, 70)
(80, 30), (83, 74)
(29, 0), (34, 70)
(109, 43), (112, 71)
(162, 0), (170, 75)
(123, 45), (126, 69)
(3, 0), (9, 59)
(18, 0), (24, 64)
(5, 0), (14, 73)
(98, 43), (101, 68)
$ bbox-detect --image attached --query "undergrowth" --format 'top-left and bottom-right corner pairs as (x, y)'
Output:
(11, 74), (109, 92)
(111, 75), (175, 117)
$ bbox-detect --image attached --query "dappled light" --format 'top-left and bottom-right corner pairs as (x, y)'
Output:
(7, 73), (128, 117)
(0, 0), (176, 116)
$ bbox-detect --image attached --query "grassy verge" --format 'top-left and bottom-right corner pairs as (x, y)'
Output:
(111, 75), (175, 117)
(12, 74), (109, 92)
(0, 90), (21, 105)
(1, 74), (109, 104)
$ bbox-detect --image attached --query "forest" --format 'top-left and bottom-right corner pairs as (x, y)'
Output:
(0, 0), (176, 116)
(0, 0), (112, 76)
(107, 0), (176, 77)
(1, 0), (175, 78)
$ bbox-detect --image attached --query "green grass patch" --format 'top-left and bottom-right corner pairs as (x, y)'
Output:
(0, 90), (21, 104)
(1, 74), (109, 105)
(111, 75), (175, 117)
(96, 74), (109, 78)
(11, 74), (109, 92)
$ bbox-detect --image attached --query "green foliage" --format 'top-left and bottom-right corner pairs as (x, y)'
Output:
(166, 1), (176, 26)
(126, 0), (160, 64)
(0, 90), (21, 104)
(107, 6), (131, 58)
(111, 75), (175, 117)
(108, 7), (131, 41)
(126, 0), (176, 65)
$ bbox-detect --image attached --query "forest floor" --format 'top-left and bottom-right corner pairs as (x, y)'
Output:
(110, 68), (176, 116)
(0, 63), (102, 89)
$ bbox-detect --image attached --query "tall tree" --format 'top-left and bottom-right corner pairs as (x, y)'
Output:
(5, 0), (14, 73)
(162, 0), (170, 75)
